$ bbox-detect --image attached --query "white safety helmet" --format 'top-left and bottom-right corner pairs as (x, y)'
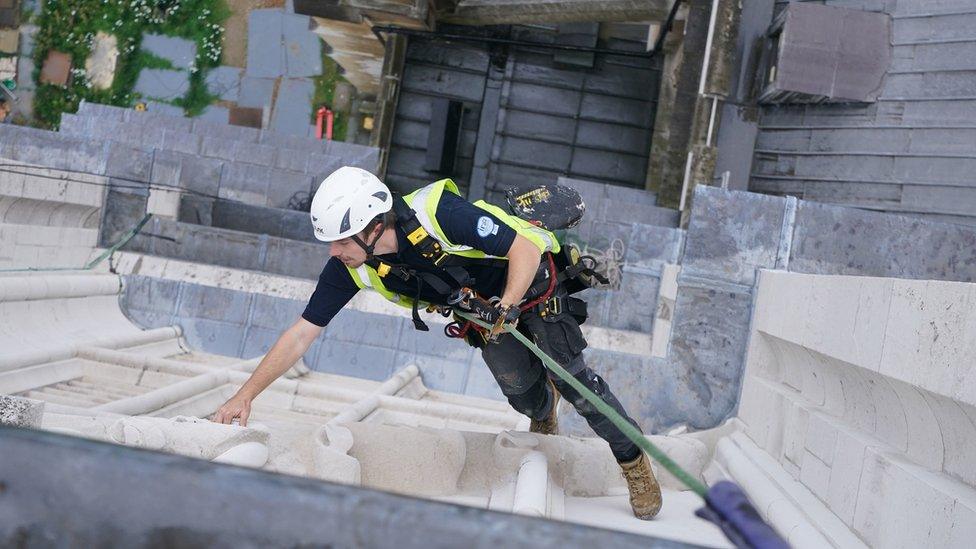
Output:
(309, 166), (393, 242)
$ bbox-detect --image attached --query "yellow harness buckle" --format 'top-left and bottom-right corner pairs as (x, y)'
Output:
(407, 226), (429, 245)
(376, 262), (392, 277)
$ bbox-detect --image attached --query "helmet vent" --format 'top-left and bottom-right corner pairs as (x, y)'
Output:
(339, 208), (352, 233)
(372, 191), (388, 201)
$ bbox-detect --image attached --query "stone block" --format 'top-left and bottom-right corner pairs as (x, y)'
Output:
(200, 136), (239, 161)
(246, 9), (285, 78)
(608, 266), (659, 333)
(137, 111), (193, 133)
(179, 155), (222, 197)
(463, 357), (506, 401)
(134, 69), (190, 101)
(161, 130), (202, 156)
(306, 153), (346, 182)
(240, 326), (281, 358)
(12, 56), (34, 93)
(159, 222), (265, 272)
(198, 105), (230, 123)
(584, 220), (632, 258)
(799, 450), (831, 501)
(193, 119), (260, 142)
(234, 141), (276, 167)
(826, 428), (868, 525)
(219, 162), (270, 205)
(853, 447), (956, 548)
(211, 200), (282, 235)
(262, 237), (327, 279)
(260, 130), (324, 152)
(177, 283), (252, 322)
(279, 210), (315, 242)
(397, 352), (470, 394)
(804, 412), (838, 466)
(282, 13), (321, 77)
(149, 149), (182, 188)
(275, 148), (310, 172)
(106, 143), (153, 182)
(141, 33), (197, 70)
(266, 169), (313, 209)
(98, 188), (148, 249)
(145, 101), (187, 119)
(178, 194), (214, 226)
(249, 294), (307, 330)
(147, 188), (181, 218)
(179, 318), (246, 358)
(325, 309), (403, 347)
(790, 200), (976, 282)
(396, 320), (471, 362)
(124, 307), (175, 330)
(239, 75), (276, 109)
(668, 280), (754, 429)
(683, 186), (788, 286)
(270, 78), (315, 136)
(626, 225), (683, 267)
(205, 66), (243, 101)
(0, 395), (44, 428)
(313, 339), (396, 381)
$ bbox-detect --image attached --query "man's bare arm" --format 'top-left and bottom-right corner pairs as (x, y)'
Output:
(212, 317), (323, 426)
(499, 234), (543, 308)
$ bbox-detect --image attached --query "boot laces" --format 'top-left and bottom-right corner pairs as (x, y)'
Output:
(623, 464), (650, 495)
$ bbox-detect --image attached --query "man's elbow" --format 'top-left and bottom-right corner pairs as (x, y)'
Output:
(288, 317), (324, 348)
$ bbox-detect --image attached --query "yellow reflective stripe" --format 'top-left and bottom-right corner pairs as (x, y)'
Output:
(346, 264), (415, 309)
(473, 200), (559, 254)
(348, 265), (369, 289)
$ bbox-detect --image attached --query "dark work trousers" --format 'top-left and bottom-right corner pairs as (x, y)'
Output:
(480, 286), (643, 463)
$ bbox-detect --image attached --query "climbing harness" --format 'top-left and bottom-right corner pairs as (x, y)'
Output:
(456, 312), (790, 549)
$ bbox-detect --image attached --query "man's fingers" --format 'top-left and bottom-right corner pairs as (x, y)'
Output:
(240, 401), (251, 427)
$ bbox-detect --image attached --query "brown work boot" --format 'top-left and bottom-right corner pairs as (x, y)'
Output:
(529, 377), (560, 435)
(619, 453), (663, 520)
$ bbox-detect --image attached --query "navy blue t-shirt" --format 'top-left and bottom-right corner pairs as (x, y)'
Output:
(302, 192), (518, 327)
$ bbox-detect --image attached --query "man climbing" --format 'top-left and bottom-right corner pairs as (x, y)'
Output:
(212, 166), (662, 519)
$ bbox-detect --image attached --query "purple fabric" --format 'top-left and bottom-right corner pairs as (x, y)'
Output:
(695, 481), (791, 549)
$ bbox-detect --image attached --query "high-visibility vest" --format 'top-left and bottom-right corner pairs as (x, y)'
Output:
(345, 179), (560, 308)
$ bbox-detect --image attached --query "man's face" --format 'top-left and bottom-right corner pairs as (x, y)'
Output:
(328, 225), (379, 267)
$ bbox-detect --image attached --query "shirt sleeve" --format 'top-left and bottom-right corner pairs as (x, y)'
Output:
(302, 257), (360, 327)
(435, 192), (517, 257)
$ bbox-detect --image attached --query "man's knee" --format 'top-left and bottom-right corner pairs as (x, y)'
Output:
(496, 368), (544, 396)
(553, 368), (603, 415)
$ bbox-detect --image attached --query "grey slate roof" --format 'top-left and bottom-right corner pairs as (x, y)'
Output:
(751, 0), (976, 226)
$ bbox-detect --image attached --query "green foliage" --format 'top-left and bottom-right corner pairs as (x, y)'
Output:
(311, 50), (349, 142)
(31, 0), (228, 129)
(177, 70), (216, 117)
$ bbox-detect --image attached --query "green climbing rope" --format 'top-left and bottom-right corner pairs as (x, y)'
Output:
(0, 214), (152, 273)
(457, 311), (709, 498)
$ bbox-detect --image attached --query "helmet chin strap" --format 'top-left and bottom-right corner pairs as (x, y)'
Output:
(350, 222), (386, 260)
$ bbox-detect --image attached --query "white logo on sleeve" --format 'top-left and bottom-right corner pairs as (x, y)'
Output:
(476, 216), (499, 237)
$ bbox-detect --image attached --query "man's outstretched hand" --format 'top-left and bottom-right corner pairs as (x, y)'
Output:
(212, 394), (252, 427)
